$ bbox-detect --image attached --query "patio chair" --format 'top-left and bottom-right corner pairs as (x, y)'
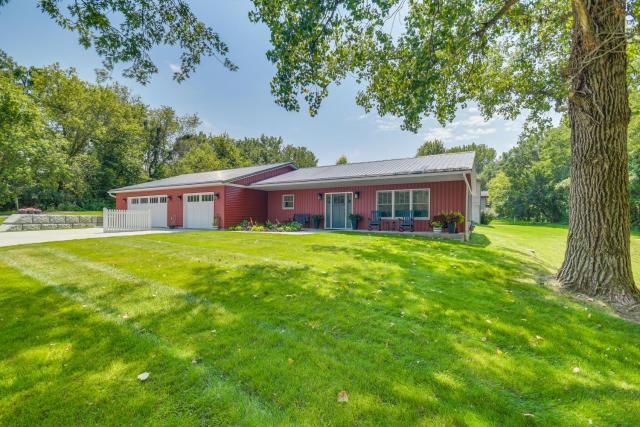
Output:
(367, 210), (383, 231)
(293, 213), (311, 227)
(397, 211), (414, 232)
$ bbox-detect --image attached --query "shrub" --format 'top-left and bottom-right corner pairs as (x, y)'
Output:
(251, 225), (266, 232)
(480, 210), (496, 225)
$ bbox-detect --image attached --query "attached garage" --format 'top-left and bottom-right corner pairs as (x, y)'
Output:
(183, 193), (215, 229)
(128, 195), (168, 228)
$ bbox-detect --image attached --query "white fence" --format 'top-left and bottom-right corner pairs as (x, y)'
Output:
(103, 208), (151, 233)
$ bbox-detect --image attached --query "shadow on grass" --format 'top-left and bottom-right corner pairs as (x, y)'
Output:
(2, 232), (640, 425)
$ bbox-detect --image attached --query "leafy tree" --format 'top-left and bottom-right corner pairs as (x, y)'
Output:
(447, 143), (497, 177)
(237, 135), (318, 168)
(143, 107), (200, 179)
(336, 155), (348, 165)
(416, 139), (446, 156)
(249, 0), (640, 305)
(0, 75), (67, 208)
(165, 143), (224, 176)
(0, 0), (237, 84)
(280, 144), (318, 168)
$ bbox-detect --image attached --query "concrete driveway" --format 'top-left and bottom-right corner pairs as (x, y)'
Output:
(0, 227), (184, 248)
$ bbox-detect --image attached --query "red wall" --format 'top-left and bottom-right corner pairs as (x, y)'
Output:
(266, 180), (467, 231)
(231, 164), (296, 185)
(115, 184), (226, 228)
(224, 186), (268, 226)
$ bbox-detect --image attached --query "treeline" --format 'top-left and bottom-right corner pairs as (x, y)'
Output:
(487, 92), (640, 225)
(0, 51), (317, 211)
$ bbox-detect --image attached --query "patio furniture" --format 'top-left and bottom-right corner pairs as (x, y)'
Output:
(292, 213), (311, 227)
(368, 210), (383, 231)
(397, 211), (414, 232)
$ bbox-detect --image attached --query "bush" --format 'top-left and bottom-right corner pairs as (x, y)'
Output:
(228, 219), (302, 232)
(480, 210), (496, 225)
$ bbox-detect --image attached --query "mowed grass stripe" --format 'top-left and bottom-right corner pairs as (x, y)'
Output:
(0, 259), (289, 426)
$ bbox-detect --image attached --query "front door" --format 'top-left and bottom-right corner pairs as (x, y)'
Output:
(325, 192), (353, 229)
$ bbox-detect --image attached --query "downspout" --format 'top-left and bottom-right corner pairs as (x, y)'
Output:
(463, 173), (472, 241)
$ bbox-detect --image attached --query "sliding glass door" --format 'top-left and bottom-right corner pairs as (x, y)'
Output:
(325, 192), (353, 229)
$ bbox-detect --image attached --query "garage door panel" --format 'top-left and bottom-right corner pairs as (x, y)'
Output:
(184, 193), (214, 229)
(128, 196), (167, 228)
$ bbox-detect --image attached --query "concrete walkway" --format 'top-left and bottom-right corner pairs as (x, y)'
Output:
(0, 228), (184, 248)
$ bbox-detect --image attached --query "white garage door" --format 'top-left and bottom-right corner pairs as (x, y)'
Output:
(183, 193), (215, 229)
(128, 196), (168, 228)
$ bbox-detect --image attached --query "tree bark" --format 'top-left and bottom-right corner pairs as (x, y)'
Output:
(558, 0), (640, 307)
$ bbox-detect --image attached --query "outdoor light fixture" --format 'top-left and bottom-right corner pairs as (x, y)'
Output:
(213, 193), (219, 200)
(318, 192), (323, 200)
(178, 195), (182, 200)
(354, 191), (360, 199)
(167, 195), (172, 200)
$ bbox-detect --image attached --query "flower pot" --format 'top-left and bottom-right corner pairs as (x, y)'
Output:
(433, 226), (442, 234)
(447, 223), (456, 233)
(350, 219), (359, 230)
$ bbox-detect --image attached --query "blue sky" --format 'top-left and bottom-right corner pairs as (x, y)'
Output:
(0, 0), (533, 165)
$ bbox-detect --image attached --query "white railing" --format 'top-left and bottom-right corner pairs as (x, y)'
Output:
(103, 208), (151, 233)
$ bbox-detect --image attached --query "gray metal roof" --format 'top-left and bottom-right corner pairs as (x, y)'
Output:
(252, 152), (475, 186)
(111, 162), (292, 192)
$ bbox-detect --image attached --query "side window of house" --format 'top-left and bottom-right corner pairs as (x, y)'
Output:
(282, 194), (294, 209)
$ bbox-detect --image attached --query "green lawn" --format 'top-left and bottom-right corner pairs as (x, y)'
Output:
(0, 226), (639, 425)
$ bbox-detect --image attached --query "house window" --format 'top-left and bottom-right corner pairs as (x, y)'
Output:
(377, 191), (392, 217)
(412, 189), (429, 218)
(394, 190), (411, 216)
(130, 198), (139, 205)
(376, 189), (431, 219)
(282, 194), (295, 209)
(201, 194), (214, 202)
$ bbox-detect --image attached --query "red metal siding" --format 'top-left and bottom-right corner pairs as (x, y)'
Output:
(232, 164), (296, 186)
(114, 184), (225, 228)
(266, 180), (467, 231)
(224, 186), (268, 226)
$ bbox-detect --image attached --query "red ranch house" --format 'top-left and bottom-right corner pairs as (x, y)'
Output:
(109, 152), (480, 238)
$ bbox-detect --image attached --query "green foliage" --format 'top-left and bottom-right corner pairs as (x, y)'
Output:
(488, 119), (571, 222)
(229, 219), (303, 232)
(236, 135), (317, 168)
(480, 210), (496, 225)
(416, 139), (446, 156)
(0, 51), (317, 211)
(249, 1), (569, 130)
(335, 155), (348, 165)
(30, 0), (237, 84)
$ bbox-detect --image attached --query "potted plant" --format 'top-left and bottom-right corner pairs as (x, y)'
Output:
(312, 214), (323, 229)
(445, 211), (464, 233)
(431, 220), (443, 233)
(212, 215), (220, 230)
(348, 213), (363, 230)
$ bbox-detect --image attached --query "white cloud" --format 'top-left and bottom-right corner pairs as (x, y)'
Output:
(169, 63), (182, 74)
(423, 127), (454, 140)
(375, 116), (403, 132)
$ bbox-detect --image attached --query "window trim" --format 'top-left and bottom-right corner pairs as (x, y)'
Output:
(375, 189), (431, 220)
(282, 194), (295, 210)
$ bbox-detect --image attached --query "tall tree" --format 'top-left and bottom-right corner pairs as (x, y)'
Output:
(143, 107), (200, 179)
(336, 155), (348, 165)
(249, 0), (640, 306)
(416, 139), (446, 156)
(0, 0), (237, 84)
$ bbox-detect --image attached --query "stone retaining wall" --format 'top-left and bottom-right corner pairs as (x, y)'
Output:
(0, 214), (103, 232)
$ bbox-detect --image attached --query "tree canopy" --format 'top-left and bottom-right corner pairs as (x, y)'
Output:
(0, 51), (317, 210)
(336, 155), (348, 165)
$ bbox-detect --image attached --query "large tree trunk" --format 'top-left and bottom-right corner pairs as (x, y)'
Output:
(558, 0), (640, 307)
